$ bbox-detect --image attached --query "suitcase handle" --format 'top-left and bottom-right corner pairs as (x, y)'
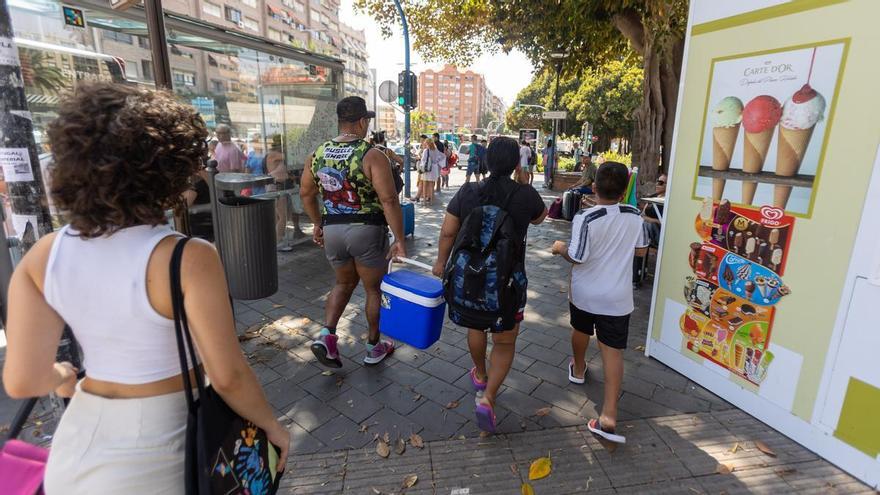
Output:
(388, 257), (437, 276)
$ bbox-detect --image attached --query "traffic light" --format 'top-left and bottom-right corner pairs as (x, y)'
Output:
(397, 71), (418, 109)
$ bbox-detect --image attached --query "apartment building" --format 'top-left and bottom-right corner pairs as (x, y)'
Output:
(377, 105), (398, 139)
(339, 23), (370, 100)
(416, 64), (487, 131)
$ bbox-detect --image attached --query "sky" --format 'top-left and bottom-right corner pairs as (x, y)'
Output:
(338, 0), (535, 107)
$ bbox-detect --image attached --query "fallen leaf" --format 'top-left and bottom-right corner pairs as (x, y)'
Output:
(410, 433), (424, 449)
(729, 442), (741, 454)
(480, 431), (492, 438)
(272, 304), (284, 308)
(371, 487), (382, 494)
(335, 376), (344, 388)
(376, 440), (390, 458)
(635, 345), (646, 352)
(521, 483), (535, 495)
(528, 457), (552, 480)
(395, 438), (406, 455)
(383, 432), (391, 444)
(775, 467), (797, 477)
(321, 370), (334, 376)
(558, 289), (567, 293)
(535, 407), (551, 417)
(412, 394), (422, 402)
(755, 440), (777, 457)
(401, 474), (418, 488)
(510, 463), (519, 475)
(360, 423), (369, 433)
(445, 400), (460, 409)
(716, 463), (734, 475)
(457, 435), (466, 440)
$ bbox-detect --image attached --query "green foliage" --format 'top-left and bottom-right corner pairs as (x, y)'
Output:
(558, 156), (576, 172)
(410, 110), (438, 136)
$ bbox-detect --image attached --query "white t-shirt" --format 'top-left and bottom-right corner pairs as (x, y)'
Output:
(519, 145), (531, 168)
(567, 203), (648, 316)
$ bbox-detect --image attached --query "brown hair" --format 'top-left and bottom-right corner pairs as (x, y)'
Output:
(47, 83), (208, 237)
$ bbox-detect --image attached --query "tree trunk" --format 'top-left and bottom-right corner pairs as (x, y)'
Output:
(632, 28), (665, 197)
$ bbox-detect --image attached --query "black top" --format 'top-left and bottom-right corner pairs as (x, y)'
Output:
(447, 176), (546, 240)
(434, 139), (446, 153)
(643, 194), (665, 219)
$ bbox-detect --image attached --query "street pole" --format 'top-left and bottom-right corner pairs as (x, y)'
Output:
(549, 60), (563, 189)
(392, 0), (411, 198)
(143, 0), (173, 89)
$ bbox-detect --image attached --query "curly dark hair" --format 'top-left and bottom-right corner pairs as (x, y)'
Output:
(47, 83), (208, 237)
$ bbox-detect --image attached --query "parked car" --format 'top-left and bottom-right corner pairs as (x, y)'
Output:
(456, 143), (471, 169)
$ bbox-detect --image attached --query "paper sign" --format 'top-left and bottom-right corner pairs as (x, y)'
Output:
(11, 214), (39, 245)
(0, 37), (20, 66)
(0, 148), (34, 182)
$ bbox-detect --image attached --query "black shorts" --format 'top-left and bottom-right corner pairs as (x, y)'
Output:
(569, 303), (630, 349)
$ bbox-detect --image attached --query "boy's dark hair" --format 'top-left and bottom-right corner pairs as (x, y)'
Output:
(486, 136), (519, 177)
(432, 132), (440, 139)
(594, 162), (630, 200)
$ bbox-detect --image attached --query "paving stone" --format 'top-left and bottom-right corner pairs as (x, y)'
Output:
(510, 352), (537, 372)
(375, 361), (432, 388)
(298, 370), (351, 402)
(363, 406), (424, 440)
(523, 360), (570, 388)
(343, 445), (432, 494)
(430, 436), (520, 494)
(651, 386), (712, 413)
(417, 356), (468, 384)
(509, 427), (612, 493)
(498, 368), (543, 395)
(339, 364), (392, 395)
(495, 387), (548, 418)
(413, 376), (468, 408)
(262, 377), (309, 411)
(531, 381), (588, 415)
(327, 388), (383, 424)
(285, 421), (326, 455)
(426, 340), (469, 362)
(282, 394), (334, 433)
(281, 451), (344, 493)
(520, 342), (568, 367)
(310, 414), (371, 451)
(371, 382), (423, 416)
(618, 391), (683, 418)
(408, 399), (470, 441)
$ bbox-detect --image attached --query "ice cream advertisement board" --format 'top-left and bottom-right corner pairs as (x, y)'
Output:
(647, 0), (880, 488)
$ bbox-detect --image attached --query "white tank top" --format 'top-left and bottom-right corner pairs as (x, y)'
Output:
(44, 224), (187, 384)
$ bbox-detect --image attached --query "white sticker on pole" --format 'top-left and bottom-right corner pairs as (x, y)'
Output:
(0, 148), (34, 182)
(11, 214), (39, 242)
(0, 37), (20, 66)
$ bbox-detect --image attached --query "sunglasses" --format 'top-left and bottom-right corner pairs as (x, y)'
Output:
(657, 180), (666, 185)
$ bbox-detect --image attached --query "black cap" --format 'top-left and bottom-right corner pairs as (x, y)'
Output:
(337, 96), (375, 122)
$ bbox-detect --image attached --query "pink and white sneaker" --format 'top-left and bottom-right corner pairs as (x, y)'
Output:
(363, 340), (395, 365)
(310, 330), (342, 368)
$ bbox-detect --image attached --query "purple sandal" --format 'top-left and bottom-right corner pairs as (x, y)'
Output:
(475, 402), (497, 433)
(469, 367), (488, 392)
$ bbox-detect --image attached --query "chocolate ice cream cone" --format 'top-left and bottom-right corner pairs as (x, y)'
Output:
(742, 128), (774, 205)
(773, 126), (815, 208)
(712, 125), (740, 200)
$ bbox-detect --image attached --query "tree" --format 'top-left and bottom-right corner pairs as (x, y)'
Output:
(478, 109), (499, 131)
(354, 0), (687, 191)
(565, 58), (643, 147)
(409, 109), (438, 137)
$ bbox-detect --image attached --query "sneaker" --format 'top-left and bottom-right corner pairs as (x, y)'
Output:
(363, 340), (395, 365)
(310, 331), (342, 368)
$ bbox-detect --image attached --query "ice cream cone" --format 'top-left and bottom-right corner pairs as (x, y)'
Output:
(773, 126), (815, 208)
(741, 129), (774, 204)
(712, 125), (740, 200)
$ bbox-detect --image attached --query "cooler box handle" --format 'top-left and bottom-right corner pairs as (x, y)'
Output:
(388, 257), (436, 276)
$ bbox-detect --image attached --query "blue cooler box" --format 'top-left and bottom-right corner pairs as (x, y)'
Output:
(401, 201), (415, 237)
(380, 258), (445, 349)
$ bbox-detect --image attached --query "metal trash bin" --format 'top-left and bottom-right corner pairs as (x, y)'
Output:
(214, 173), (277, 300)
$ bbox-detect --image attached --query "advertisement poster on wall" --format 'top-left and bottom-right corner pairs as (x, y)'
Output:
(647, 0), (880, 488)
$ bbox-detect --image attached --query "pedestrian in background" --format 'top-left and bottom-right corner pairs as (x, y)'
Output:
(478, 138), (489, 181)
(542, 138), (556, 187)
(572, 142), (583, 171)
(551, 161), (648, 446)
(245, 134), (267, 196)
(2, 83), (289, 492)
(418, 138), (443, 206)
(213, 123), (246, 173)
(466, 134), (480, 183)
(266, 136), (294, 252)
(441, 140), (454, 189)
(518, 139), (533, 184)
(301, 96), (406, 368)
(433, 137), (548, 433)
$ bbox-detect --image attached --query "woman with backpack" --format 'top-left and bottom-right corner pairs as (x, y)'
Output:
(432, 137), (548, 433)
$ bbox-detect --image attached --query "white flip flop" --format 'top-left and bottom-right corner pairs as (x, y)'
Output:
(568, 359), (586, 384)
(587, 418), (626, 444)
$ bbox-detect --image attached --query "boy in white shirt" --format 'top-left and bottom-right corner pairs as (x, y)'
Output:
(551, 161), (647, 444)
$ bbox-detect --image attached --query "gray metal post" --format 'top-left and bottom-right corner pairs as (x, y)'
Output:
(549, 60), (563, 189)
(143, 0), (172, 89)
(392, 0), (411, 198)
(205, 159), (221, 258)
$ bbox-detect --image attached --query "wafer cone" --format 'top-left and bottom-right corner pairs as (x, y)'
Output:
(741, 129), (774, 204)
(712, 125), (740, 200)
(773, 126), (815, 208)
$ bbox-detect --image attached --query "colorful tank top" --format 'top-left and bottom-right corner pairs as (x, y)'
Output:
(311, 139), (383, 219)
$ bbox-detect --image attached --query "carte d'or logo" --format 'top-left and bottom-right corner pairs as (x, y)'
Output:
(760, 206), (784, 221)
(743, 61), (794, 77)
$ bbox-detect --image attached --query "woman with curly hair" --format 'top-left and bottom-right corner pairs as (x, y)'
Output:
(1, 83), (289, 493)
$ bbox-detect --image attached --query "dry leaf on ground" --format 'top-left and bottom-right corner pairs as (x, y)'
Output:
(376, 440), (390, 458)
(402, 474), (418, 488)
(479, 431), (492, 438)
(510, 463), (519, 475)
(383, 432), (391, 443)
(413, 394), (422, 402)
(321, 370), (334, 376)
(521, 483), (535, 495)
(395, 438), (406, 455)
(445, 400), (460, 409)
(528, 457), (552, 480)
(716, 463), (734, 475)
(729, 442), (741, 454)
(272, 304), (284, 308)
(635, 345), (646, 352)
(409, 433), (424, 449)
(755, 440), (777, 457)
(776, 467), (797, 476)
(371, 487), (382, 494)
(535, 407), (551, 417)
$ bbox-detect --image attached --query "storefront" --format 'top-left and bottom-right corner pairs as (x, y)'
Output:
(647, 0), (879, 488)
(7, 0), (344, 238)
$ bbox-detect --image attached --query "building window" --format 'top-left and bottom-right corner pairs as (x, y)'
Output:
(138, 36), (151, 49)
(210, 79), (226, 93)
(202, 2), (221, 17)
(123, 59), (138, 79)
(268, 28), (283, 41)
(241, 0), (256, 7)
(173, 70), (196, 87)
(103, 30), (132, 44)
(243, 17), (259, 31)
(224, 6), (242, 23)
(141, 60), (153, 80)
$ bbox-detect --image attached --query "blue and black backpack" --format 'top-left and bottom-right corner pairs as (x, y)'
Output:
(443, 182), (527, 330)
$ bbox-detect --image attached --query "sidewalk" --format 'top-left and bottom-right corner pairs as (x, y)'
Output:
(0, 171), (871, 493)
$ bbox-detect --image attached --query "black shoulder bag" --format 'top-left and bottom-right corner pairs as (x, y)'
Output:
(170, 238), (283, 495)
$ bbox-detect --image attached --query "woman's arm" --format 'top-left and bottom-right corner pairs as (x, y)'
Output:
(432, 213), (461, 277)
(180, 240), (289, 466)
(3, 233), (78, 399)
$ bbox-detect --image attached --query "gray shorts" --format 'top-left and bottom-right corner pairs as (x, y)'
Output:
(323, 224), (389, 269)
